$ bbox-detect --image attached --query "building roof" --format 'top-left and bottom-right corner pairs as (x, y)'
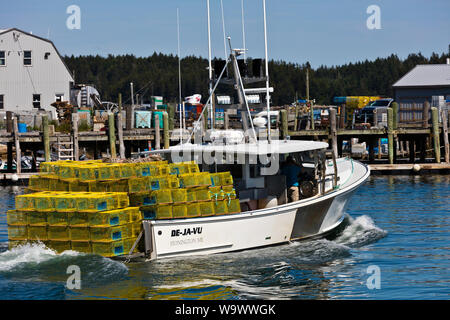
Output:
(393, 64), (450, 88)
(0, 28), (74, 81)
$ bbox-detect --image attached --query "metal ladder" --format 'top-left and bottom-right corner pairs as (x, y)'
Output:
(80, 86), (88, 108)
(56, 135), (74, 161)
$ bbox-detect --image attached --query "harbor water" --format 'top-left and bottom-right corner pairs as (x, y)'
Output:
(0, 175), (448, 300)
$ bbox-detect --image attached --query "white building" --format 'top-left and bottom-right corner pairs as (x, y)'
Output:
(0, 28), (74, 116)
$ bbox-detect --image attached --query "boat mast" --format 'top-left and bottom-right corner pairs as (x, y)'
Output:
(241, 0), (246, 61)
(263, 0), (271, 143)
(207, 0), (214, 129)
(177, 8), (183, 143)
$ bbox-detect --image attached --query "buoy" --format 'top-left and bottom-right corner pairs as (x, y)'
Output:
(412, 164), (421, 172)
(11, 174), (19, 182)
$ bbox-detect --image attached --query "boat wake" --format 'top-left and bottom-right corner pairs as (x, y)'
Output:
(334, 214), (387, 248)
(0, 242), (128, 284)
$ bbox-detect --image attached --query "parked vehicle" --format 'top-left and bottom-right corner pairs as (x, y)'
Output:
(355, 98), (393, 125)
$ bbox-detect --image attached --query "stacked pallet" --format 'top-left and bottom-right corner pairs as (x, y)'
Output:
(7, 191), (143, 257)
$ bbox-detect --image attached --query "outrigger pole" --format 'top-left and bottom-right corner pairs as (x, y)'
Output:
(206, 0), (214, 129)
(263, 0), (271, 143)
(177, 8), (183, 144)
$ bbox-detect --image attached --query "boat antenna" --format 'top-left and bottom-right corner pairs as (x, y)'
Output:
(177, 8), (183, 144)
(207, 0), (214, 130)
(241, 0), (246, 60)
(263, 0), (271, 143)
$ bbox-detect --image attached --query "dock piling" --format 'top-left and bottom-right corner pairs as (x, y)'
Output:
(13, 117), (21, 174)
(108, 113), (117, 159)
(441, 109), (449, 163)
(281, 109), (288, 139)
(329, 108), (338, 158)
(431, 107), (441, 163)
(387, 108), (394, 164)
(72, 113), (79, 161)
(163, 112), (169, 149)
(154, 114), (160, 150)
(42, 115), (50, 162)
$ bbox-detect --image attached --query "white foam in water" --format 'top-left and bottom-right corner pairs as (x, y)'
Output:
(336, 215), (387, 247)
(0, 242), (80, 272)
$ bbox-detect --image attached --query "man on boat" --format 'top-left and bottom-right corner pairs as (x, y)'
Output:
(281, 156), (303, 202)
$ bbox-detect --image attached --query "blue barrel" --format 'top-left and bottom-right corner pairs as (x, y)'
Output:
(18, 123), (27, 133)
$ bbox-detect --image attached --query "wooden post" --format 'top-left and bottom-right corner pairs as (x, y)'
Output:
(118, 93), (122, 112)
(409, 139), (415, 163)
(294, 104), (299, 131)
(154, 114), (160, 150)
(42, 115), (50, 162)
(329, 108), (338, 158)
(420, 137), (426, 162)
(126, 105), (134, 130)
(310, 103), (315, 130)
(441, 109), (449, 163)
(108, 113), (117, 159)
(340, 105), (346, 129)
(6, 111), (13, 133)
(72, 113), (79, 161)
(378, 138), (382, 159)
(13, 117), (21, 174)
(387, 108), (394, 164)
(167, 104), (175, 130)
(280, 109), (288, 139)
(431, 107), (440, 163)
(163, 112), (169, 149)
(7, 142), (13, 173)
(117, 112), (126, 159)
(373, 108), (378, 127)
(391, 102), (398, 130)
(423, 101), (430, 128)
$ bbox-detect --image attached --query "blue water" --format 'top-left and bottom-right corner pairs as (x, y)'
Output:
(0, 175), (449, 300)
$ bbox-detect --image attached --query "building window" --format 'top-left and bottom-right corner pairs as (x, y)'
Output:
(55, 94), (64, 102)
(0, 95), (4, 109)
(33, 94), (41, 108)
(24, 51), (32, 66)
(0, 51), (5, 66)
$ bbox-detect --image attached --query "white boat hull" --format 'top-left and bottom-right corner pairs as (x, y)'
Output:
(143, 158), (369, 260)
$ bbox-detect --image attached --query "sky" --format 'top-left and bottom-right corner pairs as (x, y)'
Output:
(1, 0), (449, 68)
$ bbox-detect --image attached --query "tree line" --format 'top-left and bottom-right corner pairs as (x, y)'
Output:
(64, 51), (449, 106)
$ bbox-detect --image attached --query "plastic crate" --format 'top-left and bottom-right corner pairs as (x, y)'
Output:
(27, 211), (47, 226)
(76, 193), (116, 212)
(227, 199), (241, 214)
(178, 174), (198, 188)
(28, 225), (48, 241)
(69, 227), (90, 241)
(92, 239), (125, 257)
(68, 212), (90, 226)
(199, 201), (215, 217)
(53, 193), (77, 212)
(90, 224), (132, 242)
(47, 212), (69, 226)
(172, 204), (187, 218)
(171, 189), (187, 203)
(213, 200), (228, 215)
(89, 208), (131, 227)
(141, 205), (172, 220)
(186, 203), (201, 218)
(74, 165), (99, 182)
(48, 226), (70, 240)
(48, 240), (71, 253)
(71, 241), (92, 254)
(6, 210), (27, 225)
(8, 225), (28, 240)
